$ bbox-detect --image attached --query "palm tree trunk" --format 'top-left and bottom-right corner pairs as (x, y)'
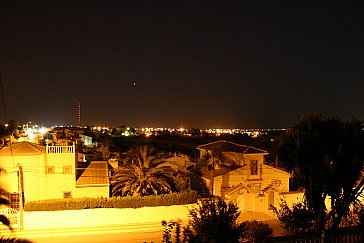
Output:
(210, 168), (214, 195)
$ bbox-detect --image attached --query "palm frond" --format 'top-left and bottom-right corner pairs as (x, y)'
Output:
(0, 214), (12, 230)
(111, 146), (176, 197)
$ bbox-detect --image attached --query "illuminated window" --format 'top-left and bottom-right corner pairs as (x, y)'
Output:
(250, 160), (258, 175)
(63, 191), (72, 199)
(63, 165), (72, 174)
(46, 166), (55, 174)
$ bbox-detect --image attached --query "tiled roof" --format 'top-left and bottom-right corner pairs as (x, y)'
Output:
(224, 183), (256, 195)
(164, 156), (194, 168)
(261, 185), (274, 193)
(76, 161), (109, 186)
(201, 164), (243, 179)
(197, 140), (267, 154)
(225, 183), (245, 195)
(244, 146), (267, 154)
(0, 142), (45, 156)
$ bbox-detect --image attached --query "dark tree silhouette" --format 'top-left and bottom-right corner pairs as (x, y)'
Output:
(278, 114), (364, 232)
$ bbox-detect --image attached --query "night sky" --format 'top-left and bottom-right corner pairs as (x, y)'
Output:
(1, 1), (363, 128)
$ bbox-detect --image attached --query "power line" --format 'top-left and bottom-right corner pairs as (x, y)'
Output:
(1, 67), (25, 230)
(0, 67), (8, 125)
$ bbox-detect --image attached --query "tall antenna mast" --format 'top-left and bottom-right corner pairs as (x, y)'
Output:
(77, 102), (81, 127)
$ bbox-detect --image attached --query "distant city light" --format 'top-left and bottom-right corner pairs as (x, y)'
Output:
(38, 127), (47, 134)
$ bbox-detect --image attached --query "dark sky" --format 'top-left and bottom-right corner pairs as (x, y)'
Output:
(1, 1), (363, 128)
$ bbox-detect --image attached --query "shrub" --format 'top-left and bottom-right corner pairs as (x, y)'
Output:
(273, 199), (317, 235)
(166, 197), (245, 243)
(161, 220), (184, 243)
(243, 220), (273, 243)
(24, 191), (198, 211)
(338, 201), (364, 227)
(161, 198), (275, 243)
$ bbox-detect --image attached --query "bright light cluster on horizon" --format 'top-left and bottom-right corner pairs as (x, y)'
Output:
(92, 126), (110, 131)
(13, 123), (286, 138)
(136, 127), (285, 137)
(15, 123), (50, 143)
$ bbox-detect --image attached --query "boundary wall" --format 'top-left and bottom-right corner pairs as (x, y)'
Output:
(23, 204), (194, 230)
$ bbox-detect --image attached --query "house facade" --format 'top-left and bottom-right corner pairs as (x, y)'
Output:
(0, 141), (109, 205)
(197, 140), (291, 214)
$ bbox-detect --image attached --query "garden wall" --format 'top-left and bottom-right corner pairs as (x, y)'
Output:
(23, 204), (194, 230)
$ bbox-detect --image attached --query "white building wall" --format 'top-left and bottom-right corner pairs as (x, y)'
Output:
(42, 144), (77, 200)
(0, 154), (46, 202)
(0, 144), (78, 202)
(20, 205), (193, 230)
(261, 165), (290, 192)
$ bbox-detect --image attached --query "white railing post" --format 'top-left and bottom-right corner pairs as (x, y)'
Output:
(46, 144), (75, 154)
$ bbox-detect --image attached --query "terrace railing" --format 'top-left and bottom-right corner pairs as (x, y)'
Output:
(46, 144), (75, 154)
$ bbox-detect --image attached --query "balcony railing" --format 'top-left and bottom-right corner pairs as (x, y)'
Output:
(46, 144), (75, 154)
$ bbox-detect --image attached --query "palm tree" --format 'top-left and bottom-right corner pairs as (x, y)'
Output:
(123, 145), (166, 169)
(110, 146), (177, 196)
(201, 147), (226, 195)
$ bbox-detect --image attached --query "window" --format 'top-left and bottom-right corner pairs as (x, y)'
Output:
(250, 160), (258, 175)
(63, 191), (72, 199)
(46, 166), (55, 174)
(63, 165), (72, 174)
(8, 193), (20, 209)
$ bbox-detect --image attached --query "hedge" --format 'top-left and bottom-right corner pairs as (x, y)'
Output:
(24, 191), (198, 211)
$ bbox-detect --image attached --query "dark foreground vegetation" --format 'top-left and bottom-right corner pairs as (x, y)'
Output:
(162, 197), (364, 243)
(162, 198), (273, 243)
(275, 114), (364, 233)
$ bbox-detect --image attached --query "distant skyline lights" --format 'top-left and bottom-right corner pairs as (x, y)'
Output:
(13, 122), (286, 138)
